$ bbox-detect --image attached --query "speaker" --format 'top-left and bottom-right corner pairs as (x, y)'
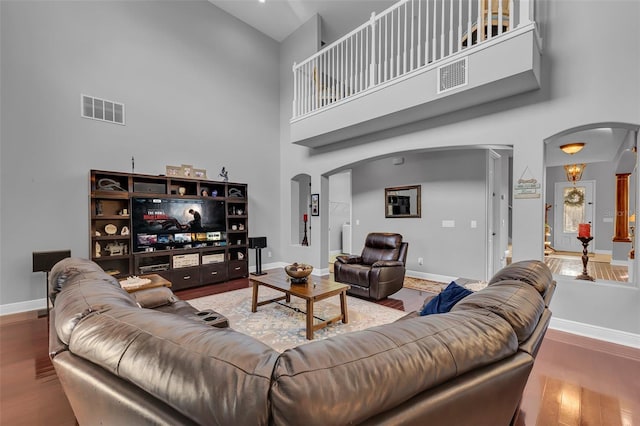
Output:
(32, 250), (71, 272)
(249, 237), (267, 249)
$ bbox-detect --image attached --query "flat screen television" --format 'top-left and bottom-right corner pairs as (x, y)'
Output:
(132, 197), (226, 252)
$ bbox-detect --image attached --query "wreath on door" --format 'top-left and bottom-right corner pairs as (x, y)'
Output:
(564, 187), (584, 207)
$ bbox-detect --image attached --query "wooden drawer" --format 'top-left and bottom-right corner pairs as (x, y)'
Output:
(201, 262), (228, 284)
(228, 260), (248, 279)
(170, 267), (201, 290)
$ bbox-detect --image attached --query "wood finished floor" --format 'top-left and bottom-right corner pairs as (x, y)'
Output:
(544, 255), (629, 283)
(1, 277), (638, 425)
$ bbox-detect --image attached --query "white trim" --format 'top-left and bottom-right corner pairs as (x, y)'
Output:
(406, 269), (456, 283)
(595, 249), (612, 255)
(611, 259), (630, 266)
(550, 317), (640, 350)
(329, 249), (343, 256)
(0, 298), (45, 316)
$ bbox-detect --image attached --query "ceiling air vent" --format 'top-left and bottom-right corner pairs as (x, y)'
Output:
(81, 94), (125, 125)
(437, 57), (468, 94)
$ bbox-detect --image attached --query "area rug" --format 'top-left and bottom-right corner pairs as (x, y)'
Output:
(188, 287), (406, 352)
(403, 276), (487, 293)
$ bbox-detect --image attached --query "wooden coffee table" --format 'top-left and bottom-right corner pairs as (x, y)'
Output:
(250, 269), (350, 340)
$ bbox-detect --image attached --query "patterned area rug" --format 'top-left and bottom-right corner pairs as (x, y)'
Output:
(403, 276), (488, 293)
(188, 287), (406, 352)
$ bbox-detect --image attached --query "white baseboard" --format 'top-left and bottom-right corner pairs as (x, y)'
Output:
(329, 250), (342, 256)
(594, 249), (612, 255)
(550, 317), (640, 350)
(610, 259), (630, 267)
(405, 270), (456, 283)
(0, 298), (45, 316)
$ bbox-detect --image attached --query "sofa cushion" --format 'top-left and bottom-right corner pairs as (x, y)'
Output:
(361, 233), (402, 265)
(270, 309), (518, 426)
(488, 260), (552, 297)
(336, 263), (371, 287)
(68, 307), (279, 426)
(53, 277), (138, 345)
(419, 281), (473, 315)
(451, 280), (545, 343)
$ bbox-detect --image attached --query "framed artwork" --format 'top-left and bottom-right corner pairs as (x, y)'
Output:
(166, 165), (181, 177)
(181, 164), (193, 178)
(193, 168), (207, 179)
(311, 193), (319, 216)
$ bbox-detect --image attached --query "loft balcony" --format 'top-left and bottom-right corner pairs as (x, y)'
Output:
(290, 0), (542, 147)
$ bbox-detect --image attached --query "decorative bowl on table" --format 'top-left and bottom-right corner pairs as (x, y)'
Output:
(284, 263), (313, 284)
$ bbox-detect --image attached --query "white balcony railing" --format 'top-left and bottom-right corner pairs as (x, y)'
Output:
(292, 0), (533, 120)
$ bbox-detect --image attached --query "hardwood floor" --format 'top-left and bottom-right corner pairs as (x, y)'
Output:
(544, 254), (630, 283)
(1, 278), (638, 425)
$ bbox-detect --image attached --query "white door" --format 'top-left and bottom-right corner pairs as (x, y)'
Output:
(553, 180), (595, 252)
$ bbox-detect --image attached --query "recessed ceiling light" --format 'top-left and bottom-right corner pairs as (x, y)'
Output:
(259, 0), (266, 3)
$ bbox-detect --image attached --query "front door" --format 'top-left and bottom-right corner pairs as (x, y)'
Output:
(553, 180), (595, 252)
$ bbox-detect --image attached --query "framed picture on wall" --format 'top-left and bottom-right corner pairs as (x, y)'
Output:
(311, 193), (319, 216)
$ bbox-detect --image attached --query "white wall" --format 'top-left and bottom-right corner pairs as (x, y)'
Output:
(0, 1), (281, 307)
(278, 0), (640, 335)
(328, 171), (351, 253)
(350, 150), (488, 279)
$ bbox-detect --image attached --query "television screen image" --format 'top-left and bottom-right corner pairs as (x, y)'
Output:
(174, 233), (191, 243)
(137, 234), (157, 245)
(132, 197), (226, 252)
(157, 234), (173, 244)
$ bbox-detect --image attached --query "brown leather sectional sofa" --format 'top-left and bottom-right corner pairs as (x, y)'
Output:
(48, 257), (555, 425)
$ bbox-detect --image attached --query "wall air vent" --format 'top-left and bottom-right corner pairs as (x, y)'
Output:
(437, 57), (468, 94)
(81, 94), (125, 125)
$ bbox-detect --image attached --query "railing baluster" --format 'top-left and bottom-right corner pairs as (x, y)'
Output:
(291, 0), (522, 118)
(440, 0), (445, 59)
(457, 0), (462, 52)
(403, 0), (408, 74)
(432, 0), (437, 61)
(467, 0), (472, 48)
(487, 0), (493, 40)
(448, 0), (453, 56)
(498, 0), (503, 35)
(396, 7), (401, 77)
(417, 0), (422, 67)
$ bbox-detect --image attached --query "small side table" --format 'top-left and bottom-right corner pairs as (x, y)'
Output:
(576, 236), (595, 281)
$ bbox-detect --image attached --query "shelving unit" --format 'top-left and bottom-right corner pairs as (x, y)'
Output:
(89, 169), (248, 290)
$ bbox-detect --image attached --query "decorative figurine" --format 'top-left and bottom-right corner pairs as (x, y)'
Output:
(95, 242), (101, 258)
(219, 166), (229, 182)
(96, 200), (103, 216)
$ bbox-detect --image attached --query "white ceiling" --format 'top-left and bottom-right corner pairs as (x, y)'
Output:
(208, 0), (397, 43)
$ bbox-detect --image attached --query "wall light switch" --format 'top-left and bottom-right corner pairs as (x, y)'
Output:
(471, 220), (477, 228)
(356, 219), (360, 225)
(442, 220), (455, 228)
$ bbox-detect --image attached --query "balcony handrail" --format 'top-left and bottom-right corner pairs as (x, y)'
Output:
(295, 0), (408, 69)
(292, 0), (532, 120)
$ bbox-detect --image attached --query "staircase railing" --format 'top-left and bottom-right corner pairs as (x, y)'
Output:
(292, 0), (533, 120)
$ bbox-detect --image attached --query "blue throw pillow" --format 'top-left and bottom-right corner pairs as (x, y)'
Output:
(419, 281), (473, 316)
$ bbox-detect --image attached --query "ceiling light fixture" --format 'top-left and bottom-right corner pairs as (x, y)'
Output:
(258, 0), (266, 3)
(559, 142), (585, 155)
(564, 163), (586, 184)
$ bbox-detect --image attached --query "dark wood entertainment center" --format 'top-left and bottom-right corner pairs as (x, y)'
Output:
(89, 169), (249, 290)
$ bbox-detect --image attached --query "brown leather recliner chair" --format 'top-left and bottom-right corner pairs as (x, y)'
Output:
(334, 233), (408, 300)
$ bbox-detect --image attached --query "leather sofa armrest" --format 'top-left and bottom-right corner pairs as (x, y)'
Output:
(372, 260), (404, 268)
(336, 255), (362, 264)
(131, 287), (178, 309)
